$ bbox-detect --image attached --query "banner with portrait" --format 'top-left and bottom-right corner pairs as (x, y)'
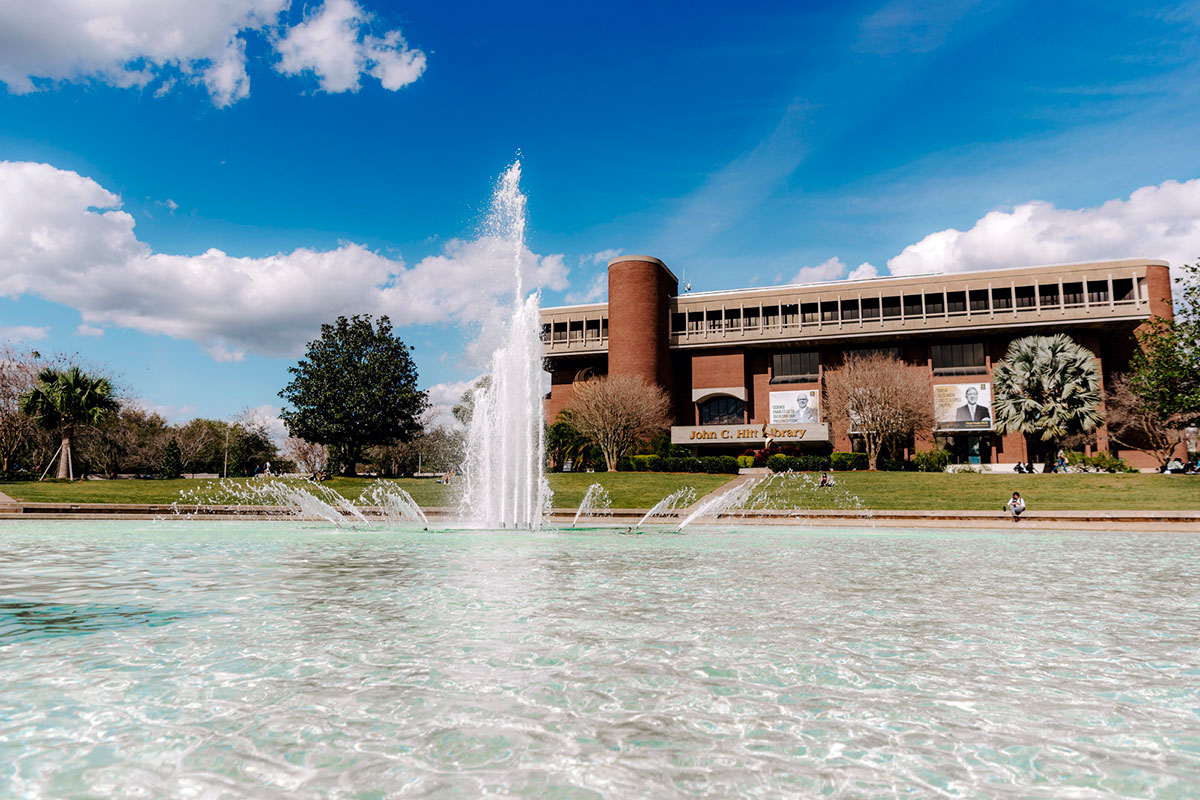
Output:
(770, 389), (820, 424)
(934, 382), (993, 431)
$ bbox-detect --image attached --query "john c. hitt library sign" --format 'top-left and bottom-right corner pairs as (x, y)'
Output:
(671, 424), (831, 444)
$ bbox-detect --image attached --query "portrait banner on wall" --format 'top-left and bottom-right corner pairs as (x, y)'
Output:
(770, 389), (820, 424)
(934, 382), (993, 431)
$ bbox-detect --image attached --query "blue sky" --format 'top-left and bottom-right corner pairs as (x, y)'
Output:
(1, 0), (1198, 426)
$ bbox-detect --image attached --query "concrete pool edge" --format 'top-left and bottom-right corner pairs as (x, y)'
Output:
(0, 502), (1197, 531)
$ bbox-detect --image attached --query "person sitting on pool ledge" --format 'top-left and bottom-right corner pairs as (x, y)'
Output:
(1005, 491), (1025, 522)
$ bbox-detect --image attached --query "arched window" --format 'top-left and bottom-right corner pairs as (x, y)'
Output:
(698, 395), (745, 425)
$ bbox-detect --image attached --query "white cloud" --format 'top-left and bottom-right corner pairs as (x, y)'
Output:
(424, 377), (479, 428)
(563, 249), (620, 304)
(239, 404), (289, 445)
(74, 324), (104, 337)
(790, 257), (879, 285)
(275, 0), (425, 93)
(0, 0), (424, 107)
(564, 273), (607, 304)
(0, 161), (568, 361)
(847, 262), (880, 281)
(0, 325), (50, 342)
(888, 178), (1200, 277)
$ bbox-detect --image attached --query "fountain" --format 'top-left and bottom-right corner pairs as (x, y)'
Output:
(459, 162), (552, 529)
(634, 487), (697, 529)
(674, 476), (763, 531)
(571, 483), (612, 527)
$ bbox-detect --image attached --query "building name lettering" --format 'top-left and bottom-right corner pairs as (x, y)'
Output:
(688, 427), (808, 441)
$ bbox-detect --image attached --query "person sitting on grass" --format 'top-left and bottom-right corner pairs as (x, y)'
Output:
(1005, 491), (1025, 522)
(818, 472), (832, 488)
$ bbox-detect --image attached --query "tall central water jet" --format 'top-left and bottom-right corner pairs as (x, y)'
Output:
(460, 162), (552, 529)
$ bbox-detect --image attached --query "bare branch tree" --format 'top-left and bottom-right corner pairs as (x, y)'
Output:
(563, 374), (670, 471)
(284, 436), (328, 474)
(0, 346), (42, 473)
(1105, 372), (1187, 468)
(823, 352), (933, 470)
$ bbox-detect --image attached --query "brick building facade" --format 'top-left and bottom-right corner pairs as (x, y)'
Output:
(542, 255), (1175, 468)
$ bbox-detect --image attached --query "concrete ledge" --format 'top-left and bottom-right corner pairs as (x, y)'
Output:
(0, 502), (1196, 531)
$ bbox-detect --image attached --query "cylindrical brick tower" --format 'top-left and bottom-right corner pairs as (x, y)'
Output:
(607, 255), (678, 392)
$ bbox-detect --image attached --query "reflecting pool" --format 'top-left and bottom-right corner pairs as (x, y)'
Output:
(1, 521), (1197, 797)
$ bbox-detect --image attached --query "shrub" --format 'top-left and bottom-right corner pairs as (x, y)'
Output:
(630, 454), (658, 472)
(736, 455), (754, 469)
(711, 455), (740, 474)
(615, 457), (635, 472)
(831, 451), (868, 471)
(912, 448), (951, 473)
(766, 453), (790, 473)
(798, 453), (831, 471)
(1083, 451), (1136, 473)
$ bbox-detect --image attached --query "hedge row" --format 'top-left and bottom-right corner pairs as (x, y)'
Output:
(767, 452), (869, 472)
(617, 454), (740, 474)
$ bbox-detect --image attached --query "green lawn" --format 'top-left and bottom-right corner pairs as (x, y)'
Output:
(546, 472), (732, 509)
(0, 477), (458, 508)
(751, 471), (1200, 511)
(0, 472), (733, 511)
(1, 471), (1195, 511)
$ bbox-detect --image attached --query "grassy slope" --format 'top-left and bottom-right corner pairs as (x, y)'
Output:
(753, 472), (1200, 511)
(1, 472), (1196, 511)
(0, 473), (734, 510)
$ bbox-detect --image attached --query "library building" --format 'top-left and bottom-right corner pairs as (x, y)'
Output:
(540, 255), (1175, 469)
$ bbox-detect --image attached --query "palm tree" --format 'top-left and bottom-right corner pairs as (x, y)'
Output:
(20, 367), (119, 480)
(992, 334), (1103, 469)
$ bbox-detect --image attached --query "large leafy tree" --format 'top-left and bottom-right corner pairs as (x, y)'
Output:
(279, 315), (427, 476)
(992, 334), (1103, 468)
(1127, 261), (1200, 437)
(19, 366), (120, 480)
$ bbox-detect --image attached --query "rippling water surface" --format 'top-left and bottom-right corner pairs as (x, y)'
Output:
(1, 521), (1198, 798)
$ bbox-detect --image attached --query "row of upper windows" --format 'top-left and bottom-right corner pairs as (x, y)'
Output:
(541, 318), (608, 343)
(770, 343), (987, 382)
(670, 278), (1138, 333)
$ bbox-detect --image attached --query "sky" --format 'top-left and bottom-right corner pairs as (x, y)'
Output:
(1, 0), (1199, 430)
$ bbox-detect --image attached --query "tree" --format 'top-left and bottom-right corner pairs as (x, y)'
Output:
(279, 315), (428, 476)
(1127, 261), (1200, 435)
(546, 418), (587, 471)
(1106, 373), (1188, 468)
(823, 352), (933, 470)
(75, 406), (169, 478)
(283, 436), (328, 475)
(992, 334), (1103, 469)
(563, 374), (670, 471)
(159, 437), (183, 479)
(452, 375), (491, 426)
(19, 366), (119, 480)
(0, 346), (45, 474)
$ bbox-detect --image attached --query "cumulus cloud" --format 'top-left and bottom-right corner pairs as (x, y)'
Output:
(0, 161), (568, 361)
(0, 0), (425, 107)
(0, 325), (50, 342)
(275, 0), (425, 93)
(563, 249), (620, 304)
(790, 257), (879, 285)
(888, 178), (1200, 277)
(74, 324), (104, 337)
(424, 377), (480, 428)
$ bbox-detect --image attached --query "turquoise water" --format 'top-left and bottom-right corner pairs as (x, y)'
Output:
(1, 521), (1198, 798)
